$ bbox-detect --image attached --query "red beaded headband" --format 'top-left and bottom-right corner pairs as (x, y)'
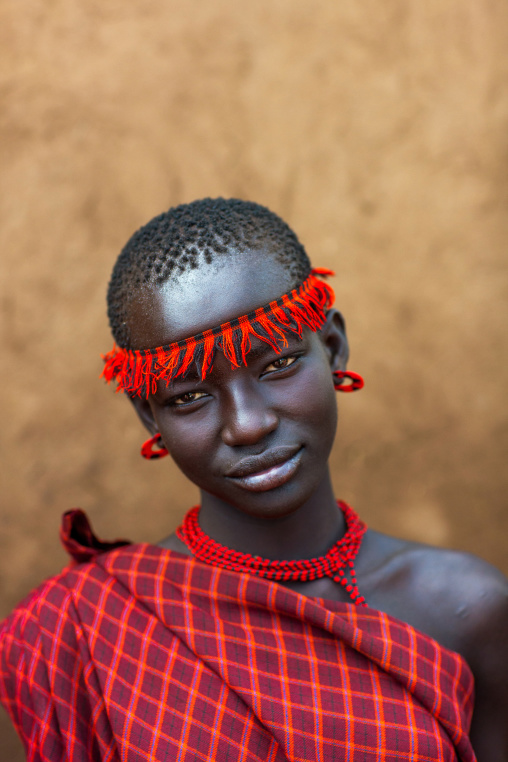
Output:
(102, 268), (335, 398)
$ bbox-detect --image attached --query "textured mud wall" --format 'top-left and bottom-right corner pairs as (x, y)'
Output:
(1, 1), (508, 756)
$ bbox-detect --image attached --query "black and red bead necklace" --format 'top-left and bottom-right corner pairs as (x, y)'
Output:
(176, 501), (367, 606)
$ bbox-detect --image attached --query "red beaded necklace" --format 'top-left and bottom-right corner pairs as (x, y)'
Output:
(176, 501), (368, 606)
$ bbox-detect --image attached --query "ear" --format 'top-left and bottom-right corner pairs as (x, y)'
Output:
(129, 395), (159, 436)
(319, 308), (349, 371)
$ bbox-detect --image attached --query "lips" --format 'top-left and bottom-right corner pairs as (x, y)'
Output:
(224, 445), (303, 492)
(225, 445), (301, 477)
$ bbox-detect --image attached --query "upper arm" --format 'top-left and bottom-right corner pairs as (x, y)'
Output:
(0, 578), (80, 757)
(458, 564), (508, 762)
(1, 570), (120, 759)
(0, 606), (50, 754)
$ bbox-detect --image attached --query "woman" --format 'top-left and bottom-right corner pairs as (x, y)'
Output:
(1, 198), (507, 761)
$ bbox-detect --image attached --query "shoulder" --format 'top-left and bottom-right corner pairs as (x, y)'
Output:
(403, 541), (508, 643)
(363, 528), (508, 603)
(362, 530), (508, 655)
(1, 569), (78, 648)
(0, 559), (122, 697)
(0, 557), (119, 653)
(401, 545), (508, 760)
(401, 539), (508, 617)
(406, 546), (508, 761)
(0, 563), (116, 744)
(0, 570), (77, 715)
(362, 531), (508, 751)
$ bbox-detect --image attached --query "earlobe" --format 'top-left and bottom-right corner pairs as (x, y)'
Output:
(129, 397), (170, 460)
(320, 309), (349, 371)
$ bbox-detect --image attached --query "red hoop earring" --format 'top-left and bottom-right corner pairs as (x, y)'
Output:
(141, 433), (169, 460)
(333, 370), (364, 392)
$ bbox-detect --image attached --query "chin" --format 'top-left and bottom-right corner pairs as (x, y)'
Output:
(207, 469), (327, 521)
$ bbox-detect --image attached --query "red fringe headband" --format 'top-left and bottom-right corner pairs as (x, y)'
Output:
(102, 268), (335, 398)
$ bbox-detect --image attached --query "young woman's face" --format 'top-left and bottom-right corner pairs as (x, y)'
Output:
(128, 251), (344, 519)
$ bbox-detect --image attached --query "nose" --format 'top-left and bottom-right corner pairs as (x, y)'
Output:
(220, 383), (279, 447)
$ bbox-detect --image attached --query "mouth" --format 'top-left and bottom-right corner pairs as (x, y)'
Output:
(224, 445), (303, 492)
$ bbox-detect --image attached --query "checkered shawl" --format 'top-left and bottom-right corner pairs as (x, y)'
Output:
(0, 510), (476, 762)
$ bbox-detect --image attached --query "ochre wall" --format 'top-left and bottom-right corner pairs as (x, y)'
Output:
(1, 1), (507, 756)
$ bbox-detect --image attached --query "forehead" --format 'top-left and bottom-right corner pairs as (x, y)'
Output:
(127, 248), (296, 349)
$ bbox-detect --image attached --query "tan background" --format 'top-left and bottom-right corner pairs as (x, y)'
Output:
(1, 1), (508, 757)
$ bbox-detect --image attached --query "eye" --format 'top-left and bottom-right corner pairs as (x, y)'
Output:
(262, 355), (298, 375)
(171, 391), (207, 407)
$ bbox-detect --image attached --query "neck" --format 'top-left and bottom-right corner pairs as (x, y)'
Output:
(198, 472), (345, 560)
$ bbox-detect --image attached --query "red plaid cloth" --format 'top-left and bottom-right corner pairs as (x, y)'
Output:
(0, 510), (476, 761)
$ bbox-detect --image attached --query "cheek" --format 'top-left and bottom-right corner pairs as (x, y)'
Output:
(285, 364), (338, 446)
(310, 384), (338, 447)
(153, 410), (217, 480)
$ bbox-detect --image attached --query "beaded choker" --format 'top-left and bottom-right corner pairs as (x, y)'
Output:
(102, 268), (335, 398)
(176, 501), (367, 606)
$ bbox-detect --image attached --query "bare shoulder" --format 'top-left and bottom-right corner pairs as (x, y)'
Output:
(360, 529), (508, 655)
(404, 536), (508, 623)
(397, 538), (508, 761)
(360, 528), (508, 757)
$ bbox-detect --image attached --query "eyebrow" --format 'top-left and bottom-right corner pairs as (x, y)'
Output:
(162, 336), (306, 390)
(239, 339), (304, 363)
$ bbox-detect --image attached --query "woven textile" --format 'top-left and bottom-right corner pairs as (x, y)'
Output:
(0, 510), (476, 761)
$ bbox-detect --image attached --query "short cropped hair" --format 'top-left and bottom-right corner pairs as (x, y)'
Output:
(107, 198), (311, 348)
